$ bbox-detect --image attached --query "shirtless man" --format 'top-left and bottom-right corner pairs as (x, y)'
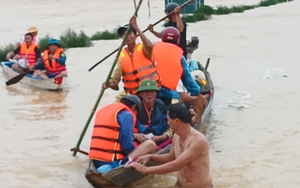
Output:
(129, 103), (212, 188)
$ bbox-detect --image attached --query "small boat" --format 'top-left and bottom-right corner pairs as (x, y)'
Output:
(84, 58), (215, 188)
(1, 61), (67, 90)
(84, 36), (214, 188)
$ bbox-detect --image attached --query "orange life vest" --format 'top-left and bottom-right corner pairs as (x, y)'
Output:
(89, 103), (137, 162)
(19, 42), (38, 66)
(42, 48), (66, 74)
(153, 41), (183, 90)
(120, 43), (161, 95)
(142, 102), (151, 128)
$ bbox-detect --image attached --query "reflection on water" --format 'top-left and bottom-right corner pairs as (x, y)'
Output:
(6, 86), (68, 121)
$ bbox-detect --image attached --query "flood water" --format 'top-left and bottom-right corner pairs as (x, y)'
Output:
(1, 0), (299, 187)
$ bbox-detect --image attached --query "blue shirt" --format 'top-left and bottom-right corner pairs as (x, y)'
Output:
(93, 109), (136, 168)
(159, 56), (201, 99)
(137, 99), (169, 136)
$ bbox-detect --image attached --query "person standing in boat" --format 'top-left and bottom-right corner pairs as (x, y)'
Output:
(31, 39), (67, 79)
(102, 21), (199, 107)
(135, 79), (173, 145)
(147, 3), (187, 58)
(129, 103), (213, 188)
(89, 95), (157, 173)
(102, 15), (160, 98)
(15, 26), (39, 48)
(6, 33), (41, 74)
(152, 27), (200, 106)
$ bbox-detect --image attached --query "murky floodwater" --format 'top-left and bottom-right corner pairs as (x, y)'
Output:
(1, 0), (300, 187)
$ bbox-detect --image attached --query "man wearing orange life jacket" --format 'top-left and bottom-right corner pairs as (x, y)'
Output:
(6, 33), (41, 74)
(89, 94), (157, 173)
(102, 15), (160, 97)
(152, 27), (200, 106)
(32, 39), (67, 79)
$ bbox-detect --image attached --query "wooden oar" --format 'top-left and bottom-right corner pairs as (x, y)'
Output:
(148, 0), (151, 17)
(204, 58), (210, 71)
(5, 71), (28, 86)
(88, 0), (194, 72)
(71, 0), (145, 157)
(5, 59), (45, 86)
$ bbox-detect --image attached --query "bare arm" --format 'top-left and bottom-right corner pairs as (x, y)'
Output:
(6, 51), (15, 60)
(146, 137), (205, 174)
(179, 92), (197, 105)
(175, 15), (184, 32)
(131, 15), (152, 47)
(151, 30), (162, 38)
(174, 7), (184, 32)
(149, 144), (175, 164)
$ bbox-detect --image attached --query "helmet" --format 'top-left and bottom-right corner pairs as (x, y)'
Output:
(121, 94), (142, 114)
(161, 27), (180, 45)
(164, 3), (179, 13)
(191, 70), (207, 86)
(137, 79), (160, 93)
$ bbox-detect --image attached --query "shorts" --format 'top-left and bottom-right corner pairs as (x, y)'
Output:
(47, 72), (58, 78)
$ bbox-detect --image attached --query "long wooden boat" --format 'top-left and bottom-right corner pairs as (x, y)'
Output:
(1, 61), (67, 90)
(84, 59), (214, 188)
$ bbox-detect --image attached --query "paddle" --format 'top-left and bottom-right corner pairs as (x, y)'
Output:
(5, 58), (47, 86)
(71, 0), (145, 157)
(204, 58), (210, 71)
(88, 0), (194, 72)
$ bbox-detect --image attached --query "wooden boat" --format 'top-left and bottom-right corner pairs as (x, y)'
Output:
(84, 58), (215, 188)
(1, 61), (67, 90)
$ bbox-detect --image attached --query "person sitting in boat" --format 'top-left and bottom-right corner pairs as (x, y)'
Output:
(102, 15), (160, 101)
(89, 94), (157, 173)
(177, 70), (209, 106)
(15, 26), (39, 48)
(6, 32), (41, 74)
(135, 79), (172, 145)
(129, 103), (213, 188)
(31, 39), (67, 79)
(151, 26), (200, 106)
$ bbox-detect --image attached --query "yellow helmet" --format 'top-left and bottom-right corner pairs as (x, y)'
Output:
(191, 70), (207, 86)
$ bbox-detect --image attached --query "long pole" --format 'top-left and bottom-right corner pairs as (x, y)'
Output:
(71, 0), (145, 156)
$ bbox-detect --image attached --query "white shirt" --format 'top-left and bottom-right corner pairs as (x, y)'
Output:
(176, 80), (187, 93)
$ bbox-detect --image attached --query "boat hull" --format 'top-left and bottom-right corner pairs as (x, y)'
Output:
(1, 61), (67, 90)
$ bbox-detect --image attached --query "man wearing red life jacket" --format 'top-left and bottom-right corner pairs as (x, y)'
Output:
(102, 15), (161, 97)
(6, 33), (41, 74)
(152, 27), (200, 106)
(32, 39), (67, 79)
(89, 94), (157, 173)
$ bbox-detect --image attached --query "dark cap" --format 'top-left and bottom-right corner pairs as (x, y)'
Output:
(164, 3), (179, 13)
(117, 24), (137, 36)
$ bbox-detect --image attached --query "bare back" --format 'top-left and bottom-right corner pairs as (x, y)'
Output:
(173, 129), (212, 188)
